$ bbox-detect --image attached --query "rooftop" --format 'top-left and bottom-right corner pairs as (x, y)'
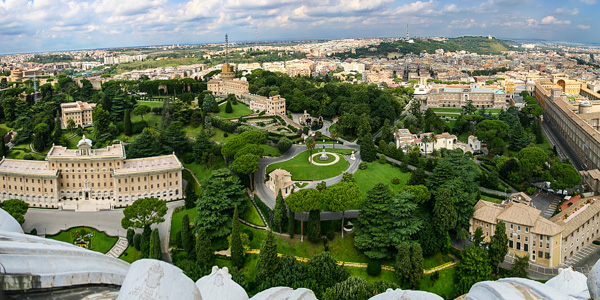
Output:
(114, 154), (183, 175)
(0, 158), (57, 177)
(47, 144), (125, 160)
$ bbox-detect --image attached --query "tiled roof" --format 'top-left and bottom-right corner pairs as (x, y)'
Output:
(114, 154), (182, 175)
(497, 202), (541, 227)
(0, 158), (57, 176)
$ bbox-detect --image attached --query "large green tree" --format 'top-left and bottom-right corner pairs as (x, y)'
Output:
(456, 246), (492, 294)
(395, 242), (411, 286)
(285, 189), (320, 242)
(0, 199), (28, 224)
(409, 243), (424, 288)
(181, 214), (195, 257)
(184, 182), (198, 209)
(321, 182), (361, 238)
(273, 191), (287, 233)
(360, 133), (376, 162)
(160, 121), (189, 154)
(474, 119), (509, 144)
(196, 228), (214, 275)
(512, 254), (530, 278)
(232, 154), (259, 190)
(149, 228), (162, 260)
(550, 163), (581, 189)
(306, 252), (350, 298)
(195, 169), (246, 239)
(132, 105), (151, 122)
(354, 183), (394, 260)
(307, 210), (321, 243)
(92, 104), (112, 144)
(255, 231), (279, 284)
(127, 128), (163, 158)
(121, 198), (167, 229)
(432, 188), (457, 234)
(389, 191), (421, 246)
(230, 206), (244, 269)
(399, 185), (431, 204)
(124, 109), (132, 136)
(488, 221), (509, 274)
(518, 147), (548, 183)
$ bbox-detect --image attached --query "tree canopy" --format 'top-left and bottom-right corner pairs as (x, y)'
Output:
(121, 198), (167, 229)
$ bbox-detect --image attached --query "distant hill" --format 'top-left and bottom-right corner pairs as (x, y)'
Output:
(333, 36), (513, 59)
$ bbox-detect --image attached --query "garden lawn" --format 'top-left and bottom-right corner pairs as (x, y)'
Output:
(212, 103), (253, 119)
(481, 195), (502, 203)
(137, 101), (164, 109)
(332, 148), (354, 155)
(423, 252), (453, 270)
(420, 268), (457, 299)
(260, 144), (281, 157)
(46, 227), (118, 254)
(347, 267), (398, 284)
(119, 246), (143, 263)
(353, 162), (411, 198)
(240, 200), (266, 227)
(184, 159), (225, 184)
(213, 128), (237, 144)
(131, 113), (162, 128)
(170, 208), (199, 241)
(7, 146), (46, 160)
(265, 150), (349, 181)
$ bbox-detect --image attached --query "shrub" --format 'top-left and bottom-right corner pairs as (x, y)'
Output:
(133, 233), (142, 250)
(326, 230), (335, 241)
(367, 260), (382, 276)
(378, 155), (387, 164)
(391, 177), (400, 185)
(242, 229), (254, 242)
(23, 154), (34, 160)
(127, 229), (135, 245)
(527, 187), (535, 195)
(224, 132), (229, 137)
(30, 228), (37, 235)
(359, 162), (368, 170)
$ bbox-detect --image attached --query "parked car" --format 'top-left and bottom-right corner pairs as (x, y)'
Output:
(592, 240), (600, 246)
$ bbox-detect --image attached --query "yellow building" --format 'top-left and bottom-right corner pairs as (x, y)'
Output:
(207, 63), (249, 97)
(61, 101), (96, 128)
(0, 136), (183, 211)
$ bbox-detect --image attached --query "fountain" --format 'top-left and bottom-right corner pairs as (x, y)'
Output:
(318, 145), (329, 161)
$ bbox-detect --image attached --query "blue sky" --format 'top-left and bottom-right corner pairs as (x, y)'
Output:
(0, 0), (598, 54)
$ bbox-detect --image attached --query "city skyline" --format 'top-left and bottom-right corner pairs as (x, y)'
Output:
(0, 0), (599, 55)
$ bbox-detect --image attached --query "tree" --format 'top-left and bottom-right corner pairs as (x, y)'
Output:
(127, 128), (163, 158)
(149, 228), (162, 260)
(408, 168), (427, 186)
(202, 94), (216, 113)
(126, 228), (135, 245)
(93, 105), (112, 144)
(488, 137), (506, 155)
(307, 210), (321, 243)
(273, 191), (287, 233)
(461, 99), (477, 115)
(185, 182), (198, 209)
(141, 225), (151, 258)
(285, 189), (320, 242)
(488, 221), (509, 274)
(306, 252), (350, 298)
(475, 119), (509, 144)
(409, 244), (424, 288)
(255, 231), (279, 284)
(33, 123), (49, 152)
(432, 188), (457, 234)
(321, 182), (361, 238)
(399, 185), (431, 204)
(288, 208), (295, 238)
(421, 134), (430, 155)
(133, 233), (141, 250)
(306, 137), (315, 164)
(323, 277), (371, 300)
(132, 105), (151, 122)
(195, 169), (246, 239)
(181, 214), (194, 256)
(0, 138), (7, 158)
(277, 137), (292, 154)
(518, 147), (548, 183)
(0, 199), (28, 224)
(195, 227), (213, 275)
(124, 109), (132, 136)
(67, 118), (76, 133)
(232, 154), (259, 190)
(360, 133), (376, 162)
(395, 242), (411, 286)
(121, 198), (167, 229)
(341, 172), (355, 183)
(354, 183), (394, 260)
(225, 101), (233, 113)
(512, 254), (530, 278)
(457, 246), (492, 294)
(160, 121), (189, 154)
(231, 206), (244, 269)
(509, 123), (530, 151)
(550, 163), (581, 189)
(473, 227), (484, 247)
(389, 191), (421, 246)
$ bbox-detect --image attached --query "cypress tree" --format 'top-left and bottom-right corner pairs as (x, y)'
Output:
(196, 228), (214, 274)
(359, 133), (376, 162)
(149, 228), (162, 260)
(255, 231), (279, 284)
(133, 233), (141, 250)
(230, 206), (244, 269)
(225, 101), (233, 113)
(124, 109), (132, 136)
(0, 139), (7, 158)
(126, 228), (135, 245)
(288, 208), (295, 238)
(489, 221), (509, 274)
(141, 225), (151, 258)
(181, 214), (194, 256)
(409, 244), (424, 288)
(395, 242), (411, 287)
(307, 210), (321, 243)
(273, 191), (287, 233)
(184, 183), (198, 209)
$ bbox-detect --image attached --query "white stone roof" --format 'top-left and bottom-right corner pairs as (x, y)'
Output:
(0, 208), (23, 234)
(196, 266), (248, 300)
(47, 144), (125, 159)
(0, 158), (57, 177)
(368, 288), (443, 300)
(250, 287), (317, 300)
(117, 259), (200, 300)
(545, 267), (589, 299)
(114, 154), (183, 176)
(466, 278), (572, 300)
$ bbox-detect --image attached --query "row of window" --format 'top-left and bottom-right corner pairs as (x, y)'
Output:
(2, 177), (53, 184)
(3, 185), (54, 193)
(117, 173), (175, 184)
(52, 162), (117, 169)
(118, 181), (177, 192)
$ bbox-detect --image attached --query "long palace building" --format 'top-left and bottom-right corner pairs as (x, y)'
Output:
(0, 136), (183, 211)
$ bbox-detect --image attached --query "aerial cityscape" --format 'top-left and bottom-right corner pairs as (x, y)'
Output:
(2, 0), (600, 299)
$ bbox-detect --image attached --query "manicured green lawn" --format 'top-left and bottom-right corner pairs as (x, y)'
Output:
(240, 200), (266, 227)
(353, 162), (411, 198)
(420, 268), (457, 299)
(46, 227), (118, 254)
(119, 246), (143, 263)
(332, 148), (354, 155)
(183, 159), (225, 184)
(423, 252), (453, 270)
(481, 195), (502, 203)
(312, 153), (336, 163)
(348, 267), (398, 284)
(327, 234), (370, 263)
(213, 128), (237, 144)
(260, 144), (281, 157)
(7, 146), (46, 160)
(266, 150), (349, 181)
(212, 103), (253, 119)
(170, 208), (199, 241)
(131, 113), (162, 128)
(137, 101), (164, 109)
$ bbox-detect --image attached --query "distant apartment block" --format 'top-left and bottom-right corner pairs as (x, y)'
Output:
(426, 85), (507, 108)
(248, 95), (286, 116)
(61, 101), (96, 129)
(103, 55), (147, 65)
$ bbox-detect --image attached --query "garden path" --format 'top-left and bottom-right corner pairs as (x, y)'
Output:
(106, 237), (129, 258)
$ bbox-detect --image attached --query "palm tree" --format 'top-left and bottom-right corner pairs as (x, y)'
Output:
(429, 134), (437, 154)
(306, 137), (315, 164)
(421, 134), (430, 156)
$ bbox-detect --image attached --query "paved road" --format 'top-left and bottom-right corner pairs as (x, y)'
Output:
(22, 200), (184, 262)
(255, 143), (360, 209)
(543, 120), (586, 171)
(529, 193), (561, 219)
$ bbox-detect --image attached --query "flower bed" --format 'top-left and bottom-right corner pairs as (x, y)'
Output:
(71, 228), (95, 249)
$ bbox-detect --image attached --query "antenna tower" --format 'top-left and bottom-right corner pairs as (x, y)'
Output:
(406, 24), (409, 39)
(225, 34), (229, 64)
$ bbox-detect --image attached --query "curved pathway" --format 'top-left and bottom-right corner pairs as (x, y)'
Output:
(106, 237), (129, 258)
(309, 152), (340, 166)
(254, 143), (360, 209)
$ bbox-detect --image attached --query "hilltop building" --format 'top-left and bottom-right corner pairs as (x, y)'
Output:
(0, 136), (183, 211)
(470, 194), (600, 267)
(60, 101), (96, 128)
(207, 63), (249, 97)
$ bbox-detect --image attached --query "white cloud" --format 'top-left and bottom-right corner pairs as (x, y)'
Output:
(577, 24), (591, 29)
(540, 16), (571, 25)
(555, 7), (579, 15)
(580, 0), (596, 4)
(448, 18), (486, 29)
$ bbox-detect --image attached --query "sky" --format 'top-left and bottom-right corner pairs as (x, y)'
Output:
(0, 0), (598, 54)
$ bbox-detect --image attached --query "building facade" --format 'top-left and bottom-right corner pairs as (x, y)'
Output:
(207, 63), (249, 97)
(471, 195), (600, 267)
(248, 95), (287, 116)
(267, 169), (294, 198)
(0, 136), (183, 210)
(61, 101), (96, 128)
(426, 86), (507, 108)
